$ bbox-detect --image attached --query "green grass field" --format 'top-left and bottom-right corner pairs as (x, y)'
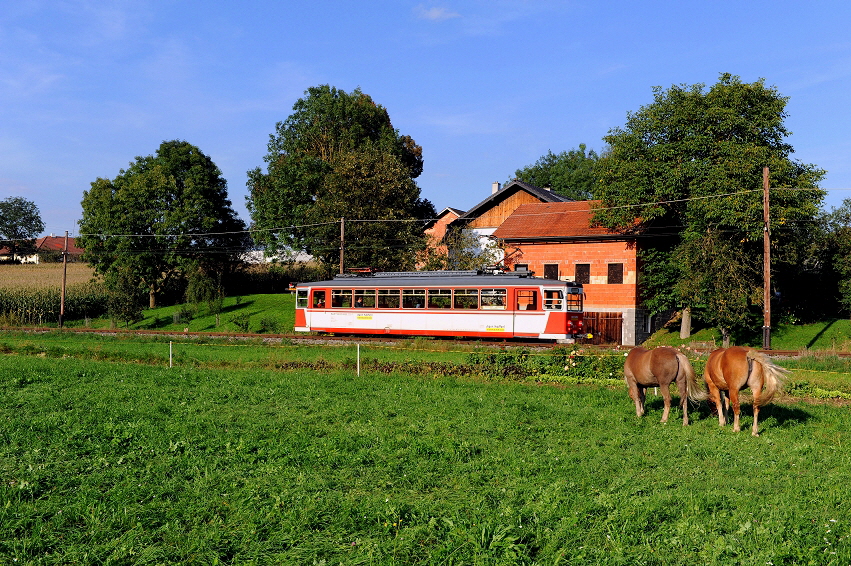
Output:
(3, 353), (851, 564)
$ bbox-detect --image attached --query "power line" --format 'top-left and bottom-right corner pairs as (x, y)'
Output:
(57, 185), (851, 241)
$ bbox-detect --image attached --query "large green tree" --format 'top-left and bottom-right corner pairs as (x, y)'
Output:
(594, 74), (825, 343)
(78, 140), (248, 308)
(827, 199), (851, 316)
(0, 196), (45, 259)
(246, 85), (435, 273)
(512, 144), (599, 200)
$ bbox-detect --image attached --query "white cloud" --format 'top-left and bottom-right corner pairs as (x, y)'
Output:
(415, 5), (462, 21)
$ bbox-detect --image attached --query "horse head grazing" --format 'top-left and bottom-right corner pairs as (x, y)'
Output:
(623, 346), (707, 425)
(703, 346), (789, 436)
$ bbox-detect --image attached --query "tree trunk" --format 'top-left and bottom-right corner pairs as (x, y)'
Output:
(679, 307), (692, 339)
(149, 285), (156, 309)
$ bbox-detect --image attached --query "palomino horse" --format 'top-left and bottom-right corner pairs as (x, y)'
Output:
(703, 346), (789, 436)
(623, 346), (706, 425)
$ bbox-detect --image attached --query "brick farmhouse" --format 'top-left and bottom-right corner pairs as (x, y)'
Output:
(432, 182), (652, 345)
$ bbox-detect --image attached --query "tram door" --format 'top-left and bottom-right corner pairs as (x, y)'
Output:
(514, 289), (539, 336)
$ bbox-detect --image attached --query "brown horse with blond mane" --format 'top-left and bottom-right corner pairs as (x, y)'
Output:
(623, 346), (707, 425)
(703, 346), (788, 436)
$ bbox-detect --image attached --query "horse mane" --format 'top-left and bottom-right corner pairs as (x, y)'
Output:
(746, 349), (789, 406)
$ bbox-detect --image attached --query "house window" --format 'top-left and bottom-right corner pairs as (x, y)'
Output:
(575, 264), (590, 285)
(544, 264), (559, 280)
(607, 263), (624, 284)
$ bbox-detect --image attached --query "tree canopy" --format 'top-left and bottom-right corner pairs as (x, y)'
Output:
(593, 73), (825, 340)
(78, 140), (248, 308)
(0, 196), (45, 259)
(246, 85), (435, 273)
(512, 144), (599, 200)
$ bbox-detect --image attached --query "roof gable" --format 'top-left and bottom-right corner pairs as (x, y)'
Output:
(459, 179), (572, 222)
(423, 207), (464, 231)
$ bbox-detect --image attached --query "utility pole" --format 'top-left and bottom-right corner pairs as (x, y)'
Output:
(339, 217), (345, 275)
(763, 167), (771, 350)
(59, 230), (68, 328)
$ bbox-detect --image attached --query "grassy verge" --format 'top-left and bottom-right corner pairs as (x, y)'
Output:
(3, 330), (851, 400)
(3, 355), (851, 564)
(59, 293), (297, 335)
(645, 318), (851, 352)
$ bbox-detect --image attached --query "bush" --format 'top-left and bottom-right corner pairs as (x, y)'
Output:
(230, 312), (251, 333)
(257, 316), (281, 334)
(467, 345), (627, 383)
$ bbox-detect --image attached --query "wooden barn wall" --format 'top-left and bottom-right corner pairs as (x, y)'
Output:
(468, 191), (543, 229)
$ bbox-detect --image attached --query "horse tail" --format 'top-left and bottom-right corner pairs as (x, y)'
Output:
(746, 350), (789, 406)
(677, 351), (707, 401)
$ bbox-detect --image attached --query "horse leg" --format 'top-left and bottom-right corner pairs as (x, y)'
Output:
(659, 383), (672, 423)
(676, 380), (689, 426)
(637, 385), (647, 417)
(707, 383), (726, 426)
(626, 378), (643, 417)
(728, 388), (742, 432)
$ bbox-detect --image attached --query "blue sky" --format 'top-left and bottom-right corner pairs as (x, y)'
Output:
(2, 1), (850, 236)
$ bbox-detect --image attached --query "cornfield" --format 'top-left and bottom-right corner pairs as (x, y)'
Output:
(0, 263), (97, 289)
(0, 264), (107, 324)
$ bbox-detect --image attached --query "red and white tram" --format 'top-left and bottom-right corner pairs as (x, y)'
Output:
(294, 269), (584, 341)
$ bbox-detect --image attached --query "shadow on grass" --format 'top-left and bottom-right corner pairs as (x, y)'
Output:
(807, 319), (838, 349)
(221, 300), (255, 314)
(643, 397), (813, 428)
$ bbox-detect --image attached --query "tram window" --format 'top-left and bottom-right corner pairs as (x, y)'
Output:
(312, 290), (326, 308)
(481, 289), (507, 310)
(296, 290), (308, 308)
(377, 289), (400, 308)
(332, 289), (352, 308)
(544, 290), (564, 310)
(428, 289), (452, 309)
(516, 290), (537, 311)
(454, 289), (479, 309)
(565, 287), (583, 312)
(402, 289), (426, 309)
(354, 290), (376, 308)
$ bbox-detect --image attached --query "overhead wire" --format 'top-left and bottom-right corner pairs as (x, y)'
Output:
(43, 185), (850, 258)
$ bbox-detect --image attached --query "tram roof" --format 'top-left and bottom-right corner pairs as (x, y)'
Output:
(297, 270), (581, 289)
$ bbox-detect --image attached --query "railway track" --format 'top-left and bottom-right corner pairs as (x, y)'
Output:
(3, 326), (849, 357)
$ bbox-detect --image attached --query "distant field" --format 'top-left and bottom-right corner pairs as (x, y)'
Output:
(0, 263), (97, 289)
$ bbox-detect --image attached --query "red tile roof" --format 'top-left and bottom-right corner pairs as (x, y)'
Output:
(36, 236), (84, 254)
(492, 201), (626, 240)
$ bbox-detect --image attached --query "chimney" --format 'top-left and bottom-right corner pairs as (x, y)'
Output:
(491, 181), (501, 194)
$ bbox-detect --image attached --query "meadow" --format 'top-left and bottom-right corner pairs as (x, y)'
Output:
(3, 352), (851, 565)
(4, 264), (851, 562)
